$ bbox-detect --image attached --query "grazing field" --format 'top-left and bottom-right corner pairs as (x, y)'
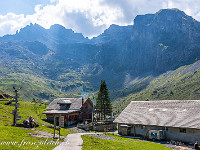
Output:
(0, 100), (75, 150)
(82, 134), (172, 150)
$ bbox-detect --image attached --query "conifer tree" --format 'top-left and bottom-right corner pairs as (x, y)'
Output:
(96, 80), (112, 120)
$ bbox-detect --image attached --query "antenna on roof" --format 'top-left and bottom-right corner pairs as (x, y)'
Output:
(82, 97), (84, 106)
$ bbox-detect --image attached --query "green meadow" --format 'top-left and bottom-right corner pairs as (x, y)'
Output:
(82, 134), (172, 150)
(0, 100), (75, 150)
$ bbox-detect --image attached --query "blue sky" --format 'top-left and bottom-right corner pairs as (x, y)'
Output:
(0, 0), (200, 38)
(0, 0), (52, 15)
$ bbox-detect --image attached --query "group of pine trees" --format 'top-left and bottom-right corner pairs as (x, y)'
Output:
(95, 80), (112, 120)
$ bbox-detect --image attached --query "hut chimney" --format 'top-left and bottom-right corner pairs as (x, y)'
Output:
(82, 97), (84, 106)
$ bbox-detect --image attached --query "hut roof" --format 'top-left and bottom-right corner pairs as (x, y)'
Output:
(46, 97), (85, 110)
(42, 109), (79, 114)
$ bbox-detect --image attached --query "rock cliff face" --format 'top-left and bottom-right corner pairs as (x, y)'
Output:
(128, 9), (200, 75)
(91, 24), (133, 43)
(1, 8), (200, 91)
(94, 9), (200, 78)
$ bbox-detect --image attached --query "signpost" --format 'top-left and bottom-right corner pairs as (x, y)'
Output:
(12, 112), (19, 115)
(12, 109), (19, 112)
(12, 86), (22, 126)
(10, 100), (18, 103)
(16, 103), (20, 108)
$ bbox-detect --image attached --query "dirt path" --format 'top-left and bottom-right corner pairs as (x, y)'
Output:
(164, 144), (194, 150)
(27, 129), (65, 139)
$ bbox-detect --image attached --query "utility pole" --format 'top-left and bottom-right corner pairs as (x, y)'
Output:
(12, 86), (22, 126)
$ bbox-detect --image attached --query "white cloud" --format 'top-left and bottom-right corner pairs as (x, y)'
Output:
(30, 0), (124, 37)
(0, 13), (31, 36)
(102, 0), (200, 24)
(50, 0), (57, 3)
(0, 0), (200, 38)
(0, 0), (124, 38)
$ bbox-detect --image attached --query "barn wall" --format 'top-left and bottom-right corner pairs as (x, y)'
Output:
(165, 127), (200, 144)
(118, 124), (200, 144)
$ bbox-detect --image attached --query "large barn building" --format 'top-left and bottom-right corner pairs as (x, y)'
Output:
(114, 100), (200, 144)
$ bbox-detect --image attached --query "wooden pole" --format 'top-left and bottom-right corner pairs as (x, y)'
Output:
(92, 104), (94, 123)
(53, 114), (56, 138)
(59, 128), (60, 139)
(13, 111), (16, 126)
(12, 88), (20, 126)
(134, 126), (136, 137)
(13, 91), (17, 126)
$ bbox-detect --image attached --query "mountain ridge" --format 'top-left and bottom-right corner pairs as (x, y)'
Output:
(0, 8), (200, 114)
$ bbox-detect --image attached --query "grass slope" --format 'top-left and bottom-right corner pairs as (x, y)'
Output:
(82, 134), (172, 150)
(0, 72), (81, 101)
(0, 100), (75, 150)
(112, 60), (200, 115)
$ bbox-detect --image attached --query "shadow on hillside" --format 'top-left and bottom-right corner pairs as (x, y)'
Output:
(110, 76), (152, 100)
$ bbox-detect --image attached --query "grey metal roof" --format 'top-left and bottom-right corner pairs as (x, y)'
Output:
(42, 109), (79, 114)
(46, 97), (85, 110)
(114, 100), (200, 129)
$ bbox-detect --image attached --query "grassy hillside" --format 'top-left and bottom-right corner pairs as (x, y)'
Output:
(0, 41), (91, 101)
(2, 49), (200, 118)
(2, 60), (200, 118)
(0, 72), (82, 102)
(112, 60), (200, 115)
(82, 134), (172, 150)
(0, 100), (75, 150)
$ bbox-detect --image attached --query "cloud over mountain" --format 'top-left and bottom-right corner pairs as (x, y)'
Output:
(0, 0), (200, 38)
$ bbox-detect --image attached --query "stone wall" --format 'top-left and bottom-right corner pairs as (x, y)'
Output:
(78, 123), (117, 131)
(77, 124), (92, 131)
(93, 124), (117, 131)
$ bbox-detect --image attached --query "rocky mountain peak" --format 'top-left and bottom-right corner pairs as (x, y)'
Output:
(155, 8), (187, 18)
(49, 24), (74, 34)
(134, 14), (155, 26)
(154, 8), (194, 24)
(91, 24), (133, 43)
(19, 23), (46, 34)
(1, 8), (200, 100)
(0, 23), (88, 45)
(134, 8), (195, 28)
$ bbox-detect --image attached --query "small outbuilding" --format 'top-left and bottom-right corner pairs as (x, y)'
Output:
(114, 100), (200, 144)
(43, 97), (94, 126)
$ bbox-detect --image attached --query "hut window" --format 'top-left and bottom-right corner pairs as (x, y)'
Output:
(60, 104), (70, 110)
(179, 128), (186, 133)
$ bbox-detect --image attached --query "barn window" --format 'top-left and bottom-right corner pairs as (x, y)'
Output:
(179, 128), (186, 133)
(163, 127), (168, 131)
